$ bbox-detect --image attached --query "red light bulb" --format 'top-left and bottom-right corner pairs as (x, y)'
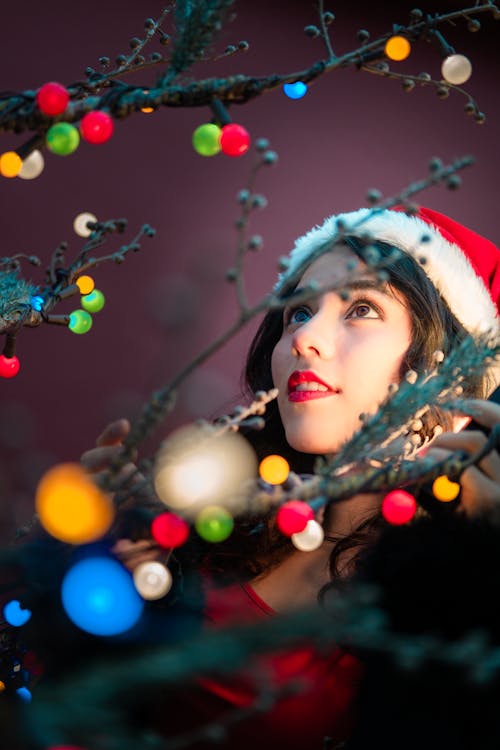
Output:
(80, 111), (114, 144)
(0, 354), (20, 378)
(151, 512), (190, 548)
(220, 123), (251, 157)
(276, 500), (314, 536)
(36, 82), (69, 116)
(381, 490), (417, 525)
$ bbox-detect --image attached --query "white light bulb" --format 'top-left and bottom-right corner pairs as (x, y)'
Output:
(441, 54), (472, 85)
(73, 212), (98, 237)
(18, 150), (44, 180)
(291, 519), (324, 551)
(133, 561), (172, 600)
(153, 424), (257, 517)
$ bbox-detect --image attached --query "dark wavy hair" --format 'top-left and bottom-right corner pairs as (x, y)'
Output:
(197, 237), (487, 586)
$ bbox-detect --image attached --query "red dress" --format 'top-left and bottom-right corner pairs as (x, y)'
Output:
(181, 579), (363, 749)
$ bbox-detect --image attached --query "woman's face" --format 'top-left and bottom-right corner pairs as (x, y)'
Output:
(271, 246), (413, 454)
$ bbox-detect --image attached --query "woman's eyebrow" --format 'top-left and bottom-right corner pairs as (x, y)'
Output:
(286, 278), (390, 301)
(340, 279), (390, 295)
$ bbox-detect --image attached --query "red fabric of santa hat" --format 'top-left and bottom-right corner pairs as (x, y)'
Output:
(276, 206), (500, 337)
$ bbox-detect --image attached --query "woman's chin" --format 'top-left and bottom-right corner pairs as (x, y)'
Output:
(286, 431), (342, 456)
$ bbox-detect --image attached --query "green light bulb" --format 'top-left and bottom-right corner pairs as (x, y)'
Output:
(81, 289), (105, 313)
(195, 505), (234, 542)
(68, 309), (93, 334)
(192, 123), (221, 157)
(46, 123), (80, 156)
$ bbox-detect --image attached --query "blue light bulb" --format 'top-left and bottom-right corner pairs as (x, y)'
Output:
(16, 687), (32, 703)
(283, 82), (308, 99)
(30, 295), (44, 312)
(3, 600), (32, 627)
(61, 556), (144, 636)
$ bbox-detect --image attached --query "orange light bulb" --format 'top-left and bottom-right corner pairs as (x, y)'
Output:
(385, 36), (411, 61)
(432, 475), (461, 502)
(259, 455), (290, 485)
(0, 151), (22, 178)
(36, 463), (114, 544)
(76, 275), (95, 295)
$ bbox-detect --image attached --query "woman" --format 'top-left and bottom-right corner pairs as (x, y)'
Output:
(82, 205), (500, 748)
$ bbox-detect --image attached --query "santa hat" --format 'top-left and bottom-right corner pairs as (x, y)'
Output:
(276, 206), (500, 337)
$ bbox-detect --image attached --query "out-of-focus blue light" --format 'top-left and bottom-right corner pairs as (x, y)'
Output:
(3, 600), (32, 627)
(61, 556), (144, 636)
(16, 687), (32, 703)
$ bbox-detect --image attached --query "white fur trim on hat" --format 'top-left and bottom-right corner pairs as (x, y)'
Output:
(276, 208), (498, 336)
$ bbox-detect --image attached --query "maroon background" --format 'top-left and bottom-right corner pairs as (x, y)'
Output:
(0, 0), (498, 538)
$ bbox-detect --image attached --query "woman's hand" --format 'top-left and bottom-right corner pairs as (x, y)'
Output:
(81, 418), (154, 502)
(81, 419), (163, 570)
(424, 399), (500, 518)
(111, 538), (165, 572)
(81, 417), (134, 481)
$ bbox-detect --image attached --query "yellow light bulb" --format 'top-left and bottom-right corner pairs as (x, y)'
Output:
(259, 454), (290, 485)
(76, 275), (95, 295)
(36, 463), (114, 544)
(432, 475), (461, 502)
(0, 151), (22, 178)
(385, 36), (411, 62)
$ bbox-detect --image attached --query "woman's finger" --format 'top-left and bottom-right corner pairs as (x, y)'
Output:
(112, 538), (157, 555)
(112, 538), (163, 571)
(430, 430), (500, 481)
(95, 418), (131, 448)
(419, 445), (500, 518)
(454, 399), (500, 432)
(81, 444), (124, 472)
(91, 463), (146, 490)
(456, 464), (500, 518)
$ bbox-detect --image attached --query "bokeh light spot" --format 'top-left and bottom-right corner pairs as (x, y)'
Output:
(61, 556), (144, 636)
(151, 512), (190, 548)
(3, 600), (32, 627)
(195, 505), (234, 542)
(259, 454), (289, 485)
(432, 475), (461, 502)
(276, 500), (314, 536)
(381, 489), (417, 525)
(133, 561), (172, 600)
(35, 463), (114, 544)
(291, 519), (324, 551)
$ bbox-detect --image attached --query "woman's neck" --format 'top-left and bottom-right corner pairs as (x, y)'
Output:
(250, 544), (333, 612)
(250, 492), (381, 613)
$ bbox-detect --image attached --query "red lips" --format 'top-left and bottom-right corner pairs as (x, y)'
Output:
(287, 370), (339, 403)
(287, 370), (334, 392)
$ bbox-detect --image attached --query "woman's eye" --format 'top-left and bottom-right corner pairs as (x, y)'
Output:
(286, 306), (311, 325)
(347, 301), (380, 319)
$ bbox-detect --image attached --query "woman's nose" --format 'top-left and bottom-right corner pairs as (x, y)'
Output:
(291, 313), (336, 360)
